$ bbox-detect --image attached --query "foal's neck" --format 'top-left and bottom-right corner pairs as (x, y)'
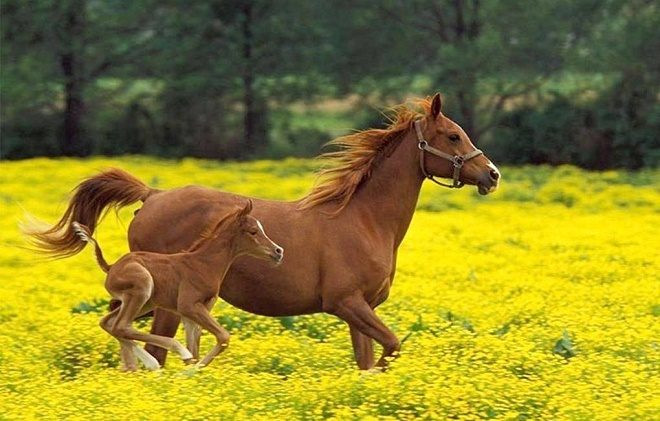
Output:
(187, 237), (237, 278)
(348, 127), (424, 247)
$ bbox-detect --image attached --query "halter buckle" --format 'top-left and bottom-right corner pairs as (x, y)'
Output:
(452, 156), (464, 167)
(417, 140), (428, 150)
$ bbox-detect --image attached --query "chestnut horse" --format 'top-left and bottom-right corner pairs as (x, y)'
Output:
(27, 94), (500, 369)
(72, 200), (283, 370)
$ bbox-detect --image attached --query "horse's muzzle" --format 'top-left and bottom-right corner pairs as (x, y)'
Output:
(477, 166), (500, 195)
(270, 247), (284, 265)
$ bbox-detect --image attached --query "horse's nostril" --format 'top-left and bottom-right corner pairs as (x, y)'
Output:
(489, 169), (500, 181)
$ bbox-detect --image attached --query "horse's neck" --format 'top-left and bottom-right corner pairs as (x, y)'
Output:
(188, 240), (235, 278)
(348, 128), (424, 247)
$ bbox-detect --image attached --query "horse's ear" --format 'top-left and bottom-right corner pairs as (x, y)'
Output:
(431, 93), (443, 119)
(238, 199), (253, 219)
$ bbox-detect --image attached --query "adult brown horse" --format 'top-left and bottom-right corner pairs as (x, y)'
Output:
(27, 94), (500, 369)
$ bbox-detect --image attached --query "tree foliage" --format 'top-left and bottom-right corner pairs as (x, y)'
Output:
(1, 0), (657, 168)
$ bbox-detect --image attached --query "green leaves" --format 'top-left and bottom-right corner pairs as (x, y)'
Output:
(553, 330), (577, 360)
(70, 298), (109, 314)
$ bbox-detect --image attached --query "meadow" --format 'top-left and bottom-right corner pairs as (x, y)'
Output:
(0, 157), (658, 420)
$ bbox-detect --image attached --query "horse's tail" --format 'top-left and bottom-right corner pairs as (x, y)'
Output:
(71, 222), (111, 273)
(22, 168), (156, 259)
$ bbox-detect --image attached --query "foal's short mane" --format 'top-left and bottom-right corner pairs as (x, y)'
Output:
(298, 97), (432, 213)
(185, 211), (237, 253)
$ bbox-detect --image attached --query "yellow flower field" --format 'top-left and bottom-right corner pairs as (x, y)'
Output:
(0, 157), (658, 420)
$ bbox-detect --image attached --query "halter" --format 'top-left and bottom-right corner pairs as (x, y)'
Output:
(414, 119), (483, 188)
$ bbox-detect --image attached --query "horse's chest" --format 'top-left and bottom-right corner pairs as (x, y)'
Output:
(365, 275), (392, 307)
(360, 251), (397, 307)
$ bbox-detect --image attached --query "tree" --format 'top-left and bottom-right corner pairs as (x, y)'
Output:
(343, 0), (605, 142)
(1, 0), (163, 156)
(151, 0), (333, 157)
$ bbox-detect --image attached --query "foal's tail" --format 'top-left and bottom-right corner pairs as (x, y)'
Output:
(72, 222), (111, 273)
(22, 168), (156, 259)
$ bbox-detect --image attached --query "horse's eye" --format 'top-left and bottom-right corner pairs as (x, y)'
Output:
(249, 230), (258, 235)
(449, 134), (460, 142)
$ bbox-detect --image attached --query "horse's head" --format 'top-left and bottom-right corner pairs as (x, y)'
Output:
(201, 199), (283, 264)
(230, 199), (284, 264)
(416, 93), (500, 195)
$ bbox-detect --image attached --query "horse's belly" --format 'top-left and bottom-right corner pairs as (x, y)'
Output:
(220, 268), (322, 316)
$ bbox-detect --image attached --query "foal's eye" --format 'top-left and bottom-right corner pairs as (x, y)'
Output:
(249, 230), (258, 236)
(448, 134), (460, 142)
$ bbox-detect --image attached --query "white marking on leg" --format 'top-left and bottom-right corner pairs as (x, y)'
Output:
(173, 340), (193, 360)
(180, 347), (193, 360)
(183, 318), (200, 354)
(132, 345), (160, 370)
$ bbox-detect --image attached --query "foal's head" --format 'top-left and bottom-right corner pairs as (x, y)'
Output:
(418, 93), (500, 195)
(199, 199), (283, 264)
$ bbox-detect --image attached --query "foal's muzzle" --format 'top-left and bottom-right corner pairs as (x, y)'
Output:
(269, 246), (284, 264)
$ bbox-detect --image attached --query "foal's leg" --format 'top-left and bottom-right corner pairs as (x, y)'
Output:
(111, 292), (193, 365)
(145, 309), (181, 366)
(330, 294), (400, 368)
(179, 300), (230, 367)
(182, 317), (202, 361)
(100, 307), (138, 371)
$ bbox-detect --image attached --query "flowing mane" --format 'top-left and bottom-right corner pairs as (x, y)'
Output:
(298, 97), (432, 213)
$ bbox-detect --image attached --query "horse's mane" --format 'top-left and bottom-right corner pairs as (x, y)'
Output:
(185, 210), (237, 252)
(298, 97), (432, 214)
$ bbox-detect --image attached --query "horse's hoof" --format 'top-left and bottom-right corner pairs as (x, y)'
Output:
(183, 358), (198, 365)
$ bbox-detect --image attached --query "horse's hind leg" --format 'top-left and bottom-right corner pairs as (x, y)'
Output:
(100, 307), (138, 371)
(145, 309), (181, 366)
(108, 264), (193, 366)
(182, 317), (201, 361)
(330, 294), (400, 369)
(112, 292), (193, 366)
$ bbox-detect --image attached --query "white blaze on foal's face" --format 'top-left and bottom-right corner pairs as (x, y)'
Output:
(236, 213), (283, 263)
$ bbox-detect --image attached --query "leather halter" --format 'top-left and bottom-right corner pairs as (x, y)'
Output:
(414, 119), (483, 188)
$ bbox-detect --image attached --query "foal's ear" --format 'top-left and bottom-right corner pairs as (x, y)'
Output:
(237, 199), (253, 219)
(430, 93), (443, 119)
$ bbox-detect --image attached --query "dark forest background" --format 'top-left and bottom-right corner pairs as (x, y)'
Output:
(1, 0), (658, 168)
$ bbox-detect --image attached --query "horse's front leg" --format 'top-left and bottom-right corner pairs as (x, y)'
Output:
(349, 325), (375, 370)
(178, 299), (230, 368)
(329, 294), (400, 369)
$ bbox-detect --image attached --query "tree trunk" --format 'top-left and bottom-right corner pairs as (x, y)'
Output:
(61, 53), (85, 156)
(452, 0), (480, 143)
(241, 1), (263, 156)
(59, 0), (86, 156)
(456, 87), (477, 142)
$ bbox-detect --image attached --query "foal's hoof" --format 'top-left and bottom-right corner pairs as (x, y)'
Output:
(183, 358), (198, 365)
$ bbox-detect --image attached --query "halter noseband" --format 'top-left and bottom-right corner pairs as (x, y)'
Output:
(414, 119), (483, 188)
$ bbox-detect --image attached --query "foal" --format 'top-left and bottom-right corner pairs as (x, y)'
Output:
(73, 200), (283, 370)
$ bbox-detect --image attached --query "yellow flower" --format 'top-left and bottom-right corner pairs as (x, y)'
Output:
(0, 158), (657, 419)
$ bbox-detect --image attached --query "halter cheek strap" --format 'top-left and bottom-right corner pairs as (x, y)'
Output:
(414, 119), (483, 188)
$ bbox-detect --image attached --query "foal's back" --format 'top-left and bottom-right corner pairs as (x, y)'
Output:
(105, 251), (204, 310)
